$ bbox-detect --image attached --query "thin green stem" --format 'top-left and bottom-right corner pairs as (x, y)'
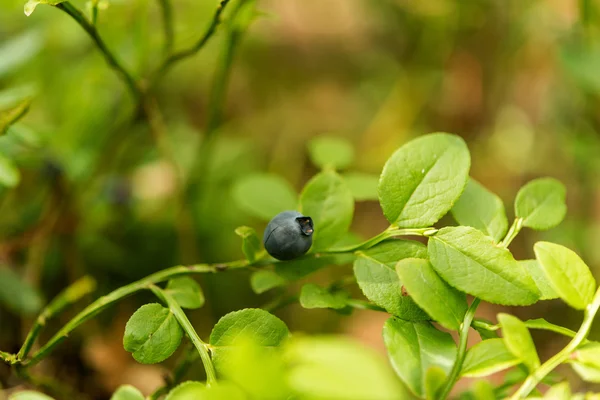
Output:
(152, 0), (230, 85)
(18, 276), (97, 360)
(500, 217), (524, 248)
(472, 318), (582, 342)
(438, 298), (481, 400)
(327, 227), (435, 253)
(346, 299), (386, 312)
(150, 285), (217, 385)
(511, 285), (600, 399)
(157, 0), (174, 56)
(21, 261), (245, 367)
(55, 2), (141, 99)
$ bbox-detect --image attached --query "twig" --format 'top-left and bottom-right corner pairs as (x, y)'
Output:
(157, 0), (174, 56)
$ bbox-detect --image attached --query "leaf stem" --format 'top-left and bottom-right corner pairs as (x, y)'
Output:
(55, 2), (141, 100)
(500, 217), (524, 248)
(157, 0), (174, 56)
(511, 285), (600, 398)
(327, 227), (435, 253)
(438, 298), (481, 400)
(149, 285), (217, 385)
(472, 318), (582, 342)
(17, 276), (97, 360)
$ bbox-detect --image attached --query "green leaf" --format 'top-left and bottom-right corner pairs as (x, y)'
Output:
(472, 318), (499, 340)
(354, 241), (429, 320)
(520, 260), (558, 300)
(286, 336), (407, 400)
(0, 98), (31, 135)
(534, 241), (596, 310)
(0, 153), (20, 188)
(234, 226), (261, 263)
(231, 173), (297, 221)
(250, 269), (285, 294)
(308, 136), (354, 170)
(468, 381), (496, 400)
(165, 277), (204, 309)
(24, 0), (65, 16)
(342, 172), (379, 201)
(424, 366), (447, 400)
(396, 258), (467, 330)
(383, 318), (456, 397)
(299, 169), (354, 250)
(165, 382), (246, 400)
(110, 385), (144, 400)
(299, 283), (349, 309)
(123, 303), (183, 364)
(544, 382), (571, 400)
(0, 267), (43, 315)
(378, 133), (470, 227)
(572, 361), (600, 383)
(8, 392), (55, 400)
(210, 308), (289, 347)
(498, 313), (540, 371)
(515, 178), (567, 230)
(451, 178), (508, 242)
(428, 226), (539, 305)
(0, 30), (42, 78)
(461, 338), (520, 377)
(574, 342), (600, 369)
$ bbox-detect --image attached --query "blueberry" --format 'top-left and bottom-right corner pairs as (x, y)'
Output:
(263, 211), (314, 260)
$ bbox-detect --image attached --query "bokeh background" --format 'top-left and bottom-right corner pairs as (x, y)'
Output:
(1, 0), (600, 398)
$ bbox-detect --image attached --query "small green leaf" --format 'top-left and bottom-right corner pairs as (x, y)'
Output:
(498, 313), (540, 371)
(383, 318), (456, 397)
(0, 267), (43, 315)
(472, 318), (499, 340)
(250, 269), (285, 294)
(165, 277), (204, 309)
(461, 338), (520, 377)
(354, 241), (429, 320)
(469, 380), (496, 400)
(299, 283), (349, 309)
(396, 258), (467, 330)
(520, 260), (558, 300)
(286, 336), (406, 400)
(299, 169), (354, 250)
(308, 136), (354, 170)
(165, 382), (246, 400)
(8, 392), (55, 400)
(534, 241), (596, 310)
(123, 303), (183, 364)
(342, 172), (379, 201)
(544, 382), (571, 400)
(574, 342), (600, 369)
(428, 226), (539, 305)
(424, 366), (446, 400)
(0, 31), (42, 78)
(0, 98), (31, 135)
(0, 153), (20, 188)
(210, 308), (289, 347)
(24, 0), (65, 16)
(234, 226), (261, 262)
(451, 178), (508, 242)
(231, 173), (297, 221)
(378, 133), (470, 227)
(572, 361), (600, 383)
(515, 177), (567, 230)
(110, 385), (144, 400)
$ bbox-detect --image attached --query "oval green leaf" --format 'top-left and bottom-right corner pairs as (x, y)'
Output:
(515, 177), (567, 230)
(165, 277), (205, 309)
(396, 258), (467, 330)
(234, 226), (261, 263)
(299, 169), (354, 251)
(354, 241), (429, 320)
(461, 338), (520, 377)
(250, 269), (285, 294)
(451, 178), (508, 242)
(123, 303), (183, 364)
(428, 226), (539, 305)
(383, 318), (456, 397)
(308, 136), (354, 170)
(534, 241), (596, 310)
(498, 313), (540, 372)
(231, 173), (297, 221)
(165, 381), (246, 400)
(299, 283), (349, 309)
(378, 133), (470, 227)
(573, 342), (600, 369)
(110, 385), (144, 400)
(210, 308), (289, 347)
(342, 172), (379, 201)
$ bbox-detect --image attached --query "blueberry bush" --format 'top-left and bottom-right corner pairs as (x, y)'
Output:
(1, 1), (600, 399)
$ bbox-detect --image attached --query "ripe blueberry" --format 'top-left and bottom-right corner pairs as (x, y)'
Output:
(263, 211), (314, 260)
